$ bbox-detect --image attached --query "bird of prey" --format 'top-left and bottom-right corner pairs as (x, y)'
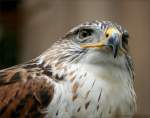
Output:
(0, 21), (136, 118)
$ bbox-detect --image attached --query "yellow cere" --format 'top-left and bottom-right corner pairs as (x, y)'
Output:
(105, 27), (120, 37)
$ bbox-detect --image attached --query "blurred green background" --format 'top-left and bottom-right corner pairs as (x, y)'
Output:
(0, 0), (150, 117)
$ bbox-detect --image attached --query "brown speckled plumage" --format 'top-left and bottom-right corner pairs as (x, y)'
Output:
(0, 62), (54, 118)
(0, 21), (136, 118)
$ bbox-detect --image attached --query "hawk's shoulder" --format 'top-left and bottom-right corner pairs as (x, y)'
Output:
(0, 61), (54, 118)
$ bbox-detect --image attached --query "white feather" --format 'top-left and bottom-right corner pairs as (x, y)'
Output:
(47, 51), (136, 118)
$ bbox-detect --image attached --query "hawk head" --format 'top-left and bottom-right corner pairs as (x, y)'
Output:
(41, 20), (131, 68)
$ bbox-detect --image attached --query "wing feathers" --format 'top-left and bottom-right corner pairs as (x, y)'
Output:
(0, 64), (54, 118)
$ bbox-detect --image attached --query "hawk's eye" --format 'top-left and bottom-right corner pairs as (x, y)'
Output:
(79, 29), (93, 39)
(122, 31), (129, 44)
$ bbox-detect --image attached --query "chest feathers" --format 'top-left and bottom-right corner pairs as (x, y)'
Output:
(47, 61), (136, 118)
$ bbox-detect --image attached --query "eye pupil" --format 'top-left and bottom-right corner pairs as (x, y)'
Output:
(82, 31), (88, 37)
(79, 29), (92, 39)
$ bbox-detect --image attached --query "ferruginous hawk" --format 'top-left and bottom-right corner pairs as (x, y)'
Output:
(0, 21), (136, 118)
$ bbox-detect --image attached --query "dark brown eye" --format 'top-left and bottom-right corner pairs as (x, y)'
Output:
(122, 31), (129, 44)
(79, 29), (93, 39)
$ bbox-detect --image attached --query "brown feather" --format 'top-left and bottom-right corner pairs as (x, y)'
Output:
(0, 62), (54, 118)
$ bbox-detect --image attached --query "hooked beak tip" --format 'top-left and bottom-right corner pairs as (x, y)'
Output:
(111, 44), (119, 58)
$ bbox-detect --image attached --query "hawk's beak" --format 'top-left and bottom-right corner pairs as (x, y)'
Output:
(80, 27), (122, 58)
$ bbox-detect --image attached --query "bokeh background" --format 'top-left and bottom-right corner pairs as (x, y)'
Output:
(0, 0), (150, 117)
